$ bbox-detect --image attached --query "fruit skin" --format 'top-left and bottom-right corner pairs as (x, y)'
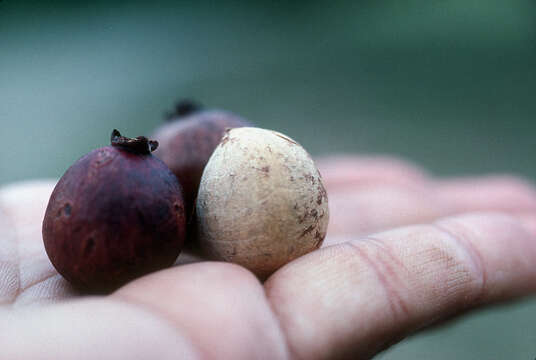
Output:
(153, 102), (250, 216)
(42, 132), (186, 292)
(196, 127), (329, 279)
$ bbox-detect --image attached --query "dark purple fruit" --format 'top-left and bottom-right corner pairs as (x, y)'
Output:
(152, 100), (251, 216)
(42, 130), (186, 293)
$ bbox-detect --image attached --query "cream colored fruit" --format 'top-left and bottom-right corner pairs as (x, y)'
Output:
(195, 127), (329, 278)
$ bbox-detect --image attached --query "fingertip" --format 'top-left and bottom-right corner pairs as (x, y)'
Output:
(436, 175), (536, 212)
(517, 213), (536, 237)
(0, 179), (57, 204)
(0, 179), (57, 244)
(316, 154), (429, 191)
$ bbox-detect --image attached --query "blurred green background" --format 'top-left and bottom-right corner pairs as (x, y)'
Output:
(1, 1), (535, 358)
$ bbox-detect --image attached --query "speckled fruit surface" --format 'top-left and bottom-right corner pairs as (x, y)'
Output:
(196, 127), (329, 279)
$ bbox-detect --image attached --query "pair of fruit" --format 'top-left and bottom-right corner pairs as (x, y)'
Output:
(42, 101), (329, 292)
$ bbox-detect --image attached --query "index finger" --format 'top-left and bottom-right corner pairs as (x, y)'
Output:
(265, 212), (536, 359)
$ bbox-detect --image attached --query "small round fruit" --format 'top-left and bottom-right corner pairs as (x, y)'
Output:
(152, 100), (251, 215)
(42, 130), (186, 292)
(196, 127), (329, 278)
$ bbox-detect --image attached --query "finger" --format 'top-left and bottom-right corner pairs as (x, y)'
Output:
(2, 264), (287, 359)
(436, 175), (536, 212)
(318, 155), (436, 241)
(0, 180), (77, 306)
(316, 155), (429, 191)
(0, 198), (18, 304)
(265, 212), (536, 360)
(326, 184), (448, 242)
(326, 175), (536, 242)
(113, 262), (289, 359)
(0, 298), (200, 359)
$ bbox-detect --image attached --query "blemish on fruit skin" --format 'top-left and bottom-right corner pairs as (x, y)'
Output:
(90, 150), (117, 176)
(303, 174), (316, 185)
(316, 184), (327, 205)
(220, 135), (230, 146)
(84, 237), (95, 256)
(251, 166), (270, 176)
(57, 203), (72, 217)
(288, 245), (295, 255)
(274, 133), (297, 145)
(300, 224), (315, 238)
(314, 231), (324, 247)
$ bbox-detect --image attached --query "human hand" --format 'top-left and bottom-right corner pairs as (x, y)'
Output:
(1, 155), (536, 359)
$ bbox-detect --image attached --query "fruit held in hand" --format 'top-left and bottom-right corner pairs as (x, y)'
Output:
(196, 127), (329, 278)
(152, 100), (250, 215)
(42, 130), (186, 292)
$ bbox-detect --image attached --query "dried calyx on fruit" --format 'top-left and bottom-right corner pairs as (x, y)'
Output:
(165, 99), (202, 120)
(152, 100), (251, 218)
(110, 129), (158, 153)
(42, 130), (186, 293)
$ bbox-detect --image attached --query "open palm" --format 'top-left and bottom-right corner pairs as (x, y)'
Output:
(2, 156), (536, 359)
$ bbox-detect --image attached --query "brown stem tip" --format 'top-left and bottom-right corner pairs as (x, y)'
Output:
(111, 129), (158, 154)
(165, 99), (202, 121)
